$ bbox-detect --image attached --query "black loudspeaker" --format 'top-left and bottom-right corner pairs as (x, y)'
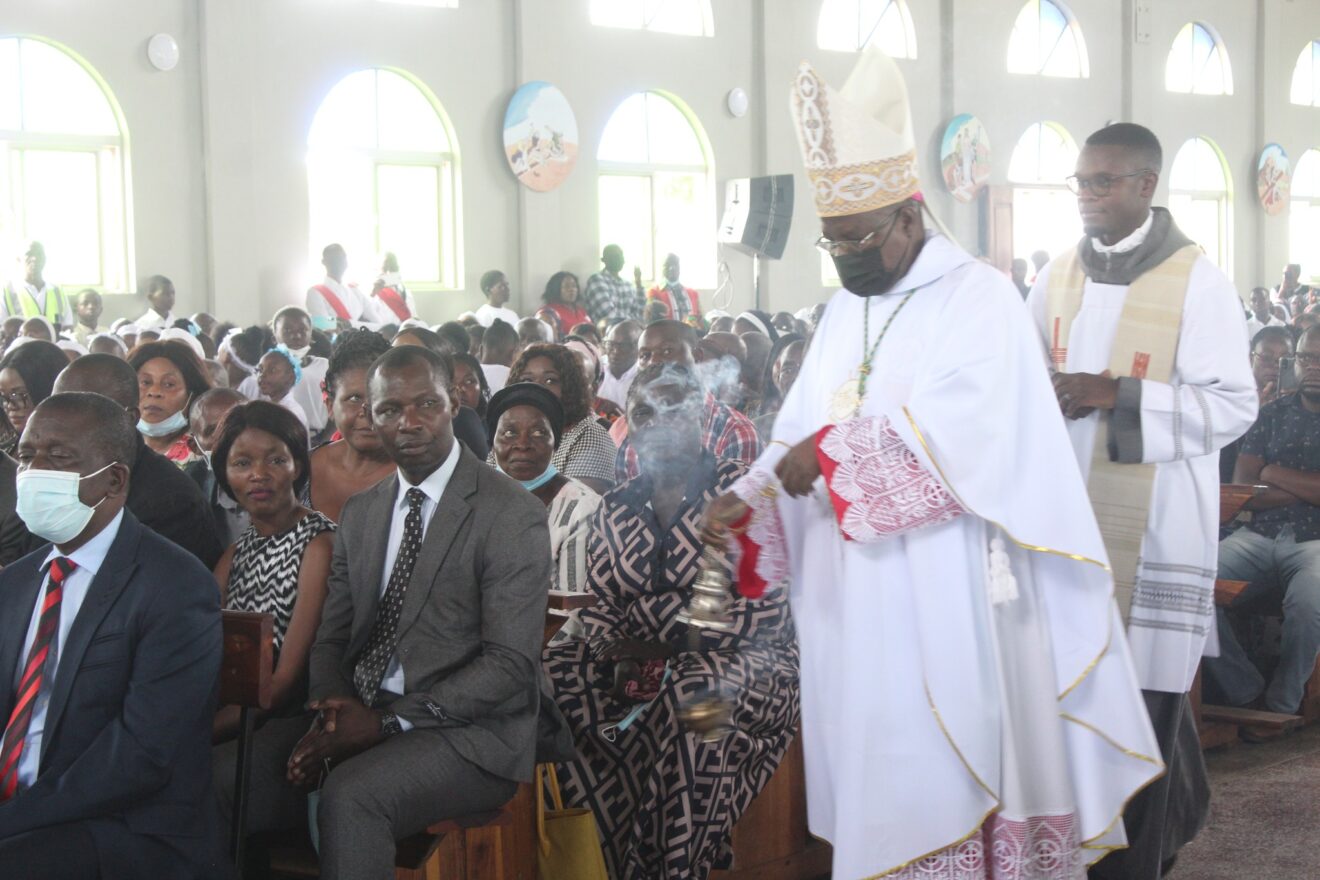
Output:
(718, 175), (794, 260)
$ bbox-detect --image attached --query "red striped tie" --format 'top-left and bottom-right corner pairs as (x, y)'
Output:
(0, 557), (76, 801)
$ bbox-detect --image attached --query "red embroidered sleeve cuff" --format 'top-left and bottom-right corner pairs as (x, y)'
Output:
(815, 416), (964, 543)
(730, 464), (790, 599)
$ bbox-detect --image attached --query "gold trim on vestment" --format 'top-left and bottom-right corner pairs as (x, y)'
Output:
(925, 681), (1000, 802)
(860, 804), (1000, 880)
(1060, 713), (1163, 766)
(1076, 760), (1169, 866)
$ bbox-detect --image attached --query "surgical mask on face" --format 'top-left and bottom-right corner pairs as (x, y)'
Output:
(16, 462), (117, 544)
(287, 346), (311, 360)
(499, 462), (559, 491)
(829, 214), (904, 297)
(138, 407), (189, 438)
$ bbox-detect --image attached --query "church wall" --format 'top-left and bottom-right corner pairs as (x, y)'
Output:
(3, 0), (1320, 323)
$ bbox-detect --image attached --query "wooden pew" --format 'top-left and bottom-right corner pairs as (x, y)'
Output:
(221, 610), (275, 876)
(1197, 486), (1307, 746)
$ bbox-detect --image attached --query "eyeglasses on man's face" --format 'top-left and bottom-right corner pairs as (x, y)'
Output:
(1065, 169), (1153, 197)
(815, 208), (903, 257)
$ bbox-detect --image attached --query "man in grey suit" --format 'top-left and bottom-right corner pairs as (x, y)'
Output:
(284, 344), (552, 879)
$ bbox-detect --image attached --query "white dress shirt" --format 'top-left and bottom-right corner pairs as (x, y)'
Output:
(597, 361), (639, 409)
(473, 303), (519, 329)
(134, 309), (176, 330)
(13, 509), (125, 789)
(481, 364), (510, 393)
(377, 441), (461, 708)
(306, 277), (378, 331)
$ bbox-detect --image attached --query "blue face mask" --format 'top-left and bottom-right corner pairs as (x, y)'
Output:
(138, 406), (188, 438)
(504, 462), (558, 491)
(16, 462), (117, 544)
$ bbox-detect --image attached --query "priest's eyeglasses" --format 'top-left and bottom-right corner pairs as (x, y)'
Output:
(815, 209), (902, 256)
(1065, 170), (1153, 197)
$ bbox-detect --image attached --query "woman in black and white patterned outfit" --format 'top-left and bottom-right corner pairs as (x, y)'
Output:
(209, 400), (335, 746)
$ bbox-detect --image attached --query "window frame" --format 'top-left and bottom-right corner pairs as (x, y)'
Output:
(1006, 0), (1090, 79)
(816, 0), (918, 58)
(596, 90), (716, 288)
(1006, 121), (1082, 265)
(1289, 149), (1320, 273)
(306, 67), (463, 292)
(1290, 40), (1320, 107)
(0, 35), (134, 294)
(1164, 21), (1234, 96)
(588, 0), (715, 37)
(1168, 136), (1232, 275)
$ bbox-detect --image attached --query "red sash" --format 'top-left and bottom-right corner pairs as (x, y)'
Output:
(313, 284), (352, 320)
(375, 285), (411, 321)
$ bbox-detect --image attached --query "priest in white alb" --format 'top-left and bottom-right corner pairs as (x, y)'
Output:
(703, 48), (1161, 880)
(1027, 123), (1257, 879)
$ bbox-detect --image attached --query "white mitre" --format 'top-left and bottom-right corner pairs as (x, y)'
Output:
(791, 46), (920, 218)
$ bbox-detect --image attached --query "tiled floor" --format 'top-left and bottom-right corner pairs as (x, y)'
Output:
(1173, 725), (1320, 879)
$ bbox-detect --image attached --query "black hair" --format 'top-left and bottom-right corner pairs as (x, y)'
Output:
(542, 271), (580, 305)
(309, 328), (333, 359)
(480, 269), (505, 294)
(0, 340), (77, 422)
(508, 343), (592, 426)
(326, 328), (391, 396)
(368, 344), (455, 389)
(127, 340), (214, 419)
(1253, 325), (1293, 352)
(230, 325), (274, 366)
(35, 392), (137, 468)
(211, 400), (312, 504)
(54, 353), (139, 409)
(146, 274), (173, 295)
(437, 322), (472, 356)
(1084, 122), (1163, 173)
(392, 326), (447, 354)
(483, 318), (518, 351)
(642, 318), (699, 352)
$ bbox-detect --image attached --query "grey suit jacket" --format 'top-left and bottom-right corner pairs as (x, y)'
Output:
(309, 445), (552, 783)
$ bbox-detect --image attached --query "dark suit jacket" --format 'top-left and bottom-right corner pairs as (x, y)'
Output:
(310, 446), (551, 783)
(0, 453), (37, 566)
(127, 434), (225, 570)
(0, 511), (222, 878)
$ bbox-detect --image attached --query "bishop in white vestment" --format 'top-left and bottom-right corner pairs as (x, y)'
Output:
(705, 49), (1161, 880)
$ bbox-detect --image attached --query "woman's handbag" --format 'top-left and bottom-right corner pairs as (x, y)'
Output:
(536, 762), (609, 880)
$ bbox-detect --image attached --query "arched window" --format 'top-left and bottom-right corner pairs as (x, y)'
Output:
(1290, 149), (1320, 273)
(597, 91), (715, 287)
(307, 68), (460, 290)
(1008, 122), (1080, 264)
(0, 36), (131, 292)
(817, 0), (917, 58)
(1007, 0), (1089, 78)
(1290, 41), (1320, 107)
(1165, 22), (1233, 95)
(1168, 137), (1231, 271)
(589, 0), (713, 37)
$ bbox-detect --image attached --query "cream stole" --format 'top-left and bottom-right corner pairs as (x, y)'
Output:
(1046, 244), (1199, 618)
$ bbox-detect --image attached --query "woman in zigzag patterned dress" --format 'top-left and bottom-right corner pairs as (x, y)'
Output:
(544, 363), (800, 880)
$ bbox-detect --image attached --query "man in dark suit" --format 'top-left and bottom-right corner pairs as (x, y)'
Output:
(0, 392), (222, 878)
(53, 353), (225, 569)
(0, 453), (36, 565)
(282, 345), (551, 878)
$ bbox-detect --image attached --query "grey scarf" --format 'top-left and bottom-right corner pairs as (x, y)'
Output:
(1077, 207), (1195, 285)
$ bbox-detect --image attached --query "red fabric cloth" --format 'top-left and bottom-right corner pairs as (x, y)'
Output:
(646, 285), (702, 323)
(544, 302), (591, 334)
(375, 285), (410, 321)
(312, 284), (351, 320)
(731, 508), (765, 598)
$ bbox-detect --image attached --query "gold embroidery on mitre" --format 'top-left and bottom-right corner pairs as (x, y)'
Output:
(793, 66), (835, 168)
(809, 151), (920, 217)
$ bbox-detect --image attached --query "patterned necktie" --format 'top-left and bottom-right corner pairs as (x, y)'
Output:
(0, 556), (76, 801)
(353, 488), (426, 707)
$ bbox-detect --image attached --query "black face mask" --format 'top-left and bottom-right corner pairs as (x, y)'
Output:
(830, 213), (905, 297)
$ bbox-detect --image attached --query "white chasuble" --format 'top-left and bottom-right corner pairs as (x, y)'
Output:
(734, 234), (1161, 880)
(1027, 255), (1257, 694)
